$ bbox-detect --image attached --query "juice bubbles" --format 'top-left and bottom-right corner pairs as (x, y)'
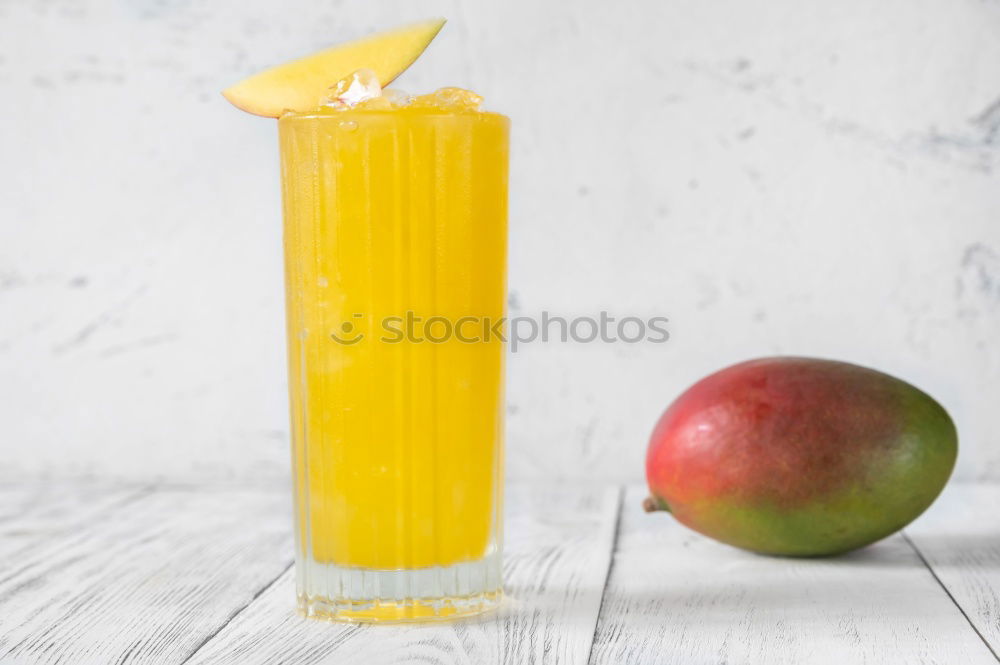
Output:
(278, 90), (508, 621)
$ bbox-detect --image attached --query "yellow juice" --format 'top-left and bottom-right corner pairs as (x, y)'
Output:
(278, 98), (508, 621)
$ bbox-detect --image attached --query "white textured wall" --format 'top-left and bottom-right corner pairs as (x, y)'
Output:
(2, 0), (999, 483)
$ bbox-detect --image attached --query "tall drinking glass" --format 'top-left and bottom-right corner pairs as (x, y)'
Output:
(278, 102), (508, 622)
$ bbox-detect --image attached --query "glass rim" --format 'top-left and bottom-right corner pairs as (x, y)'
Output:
(278, 108), (509, 123)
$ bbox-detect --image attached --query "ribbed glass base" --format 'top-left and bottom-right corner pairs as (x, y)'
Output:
(296, 550), (502, 623)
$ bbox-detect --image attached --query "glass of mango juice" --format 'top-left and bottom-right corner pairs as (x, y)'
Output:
(224, 20), (508, 622)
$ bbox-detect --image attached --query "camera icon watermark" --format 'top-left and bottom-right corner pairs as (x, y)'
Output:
(330, 311), (670, 352)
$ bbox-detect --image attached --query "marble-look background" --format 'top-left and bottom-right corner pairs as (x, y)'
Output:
(2, 0), (998, 483)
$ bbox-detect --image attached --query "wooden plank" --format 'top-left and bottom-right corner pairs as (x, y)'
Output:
(184, 484), (621, 665)
(590, 485), (997, 665)
(905, 483), (1000, 659)
(0, 483), (146, 565)
(0, 485), (293, 665)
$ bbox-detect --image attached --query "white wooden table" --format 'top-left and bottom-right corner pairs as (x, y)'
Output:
(1, 482), (997, 664)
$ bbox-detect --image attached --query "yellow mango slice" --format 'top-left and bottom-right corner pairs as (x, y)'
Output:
(223, 18), (446, 117)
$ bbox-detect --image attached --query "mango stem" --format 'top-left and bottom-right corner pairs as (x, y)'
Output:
(642, 496), (669, 513)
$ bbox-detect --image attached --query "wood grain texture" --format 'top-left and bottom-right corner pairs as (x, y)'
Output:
(0, 485), (293, 665)
(590, 485), (997, 665)
(0, 483), (146, 564)
(184, 484), (621, 665)
(3, 481), (1000, 665)
(905, 483), (1000, 659)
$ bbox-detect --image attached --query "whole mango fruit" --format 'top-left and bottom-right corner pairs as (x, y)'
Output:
(644, 357), (957, 556)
